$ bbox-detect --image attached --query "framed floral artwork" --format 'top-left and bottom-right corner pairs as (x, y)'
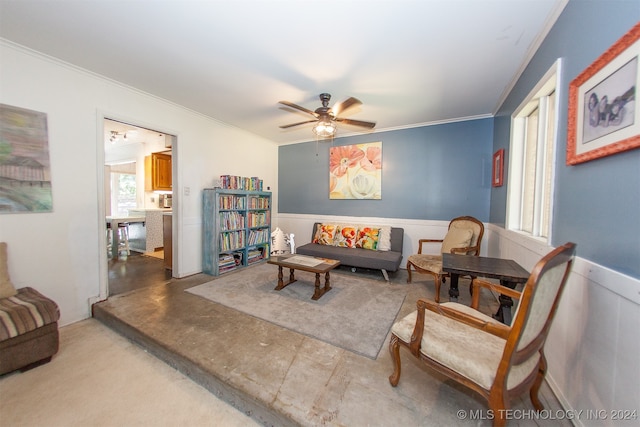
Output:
(329, 142), (381, 199)
(567, 22), (640, 165)
(492, 148), (504, 187)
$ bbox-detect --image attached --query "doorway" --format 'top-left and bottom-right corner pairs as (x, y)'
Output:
(103, 118), (175, 296)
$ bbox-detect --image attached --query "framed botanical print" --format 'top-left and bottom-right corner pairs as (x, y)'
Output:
(329, 142), (382, 199)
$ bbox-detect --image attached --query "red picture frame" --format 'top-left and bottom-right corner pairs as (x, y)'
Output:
(567, 22), (640, 165)
(492, 149), (504, 187)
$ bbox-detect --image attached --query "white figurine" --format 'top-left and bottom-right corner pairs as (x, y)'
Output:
(288, 233), (295, 254)
(271, 227), (289, 255)
(271, 227), (296, 255)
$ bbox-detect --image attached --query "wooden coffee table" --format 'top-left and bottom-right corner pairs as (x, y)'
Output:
(268, 254), (341, 300)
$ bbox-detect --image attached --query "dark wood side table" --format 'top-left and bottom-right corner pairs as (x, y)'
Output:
(442, 253), (530, 324)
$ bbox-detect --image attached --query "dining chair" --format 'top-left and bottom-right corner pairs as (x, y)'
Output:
(117, 222), (130, 255)
(389, 242), (576, 427)
(406, 216), (484, 302)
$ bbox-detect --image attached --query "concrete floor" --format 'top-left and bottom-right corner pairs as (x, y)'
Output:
(95, 252), (571, 426)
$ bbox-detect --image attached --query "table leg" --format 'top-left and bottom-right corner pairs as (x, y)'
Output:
(324, 271), (332, 293)
(449, 273), (460, 302)
(274, 267), (298, 291)
(274, 266), (285, 290)
(494, 280), (516, 324)
(312, 272), (322, 300)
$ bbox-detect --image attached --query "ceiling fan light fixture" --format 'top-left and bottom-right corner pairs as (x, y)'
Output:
(312, 120), (336, 138)
(280, 93), (374, 139)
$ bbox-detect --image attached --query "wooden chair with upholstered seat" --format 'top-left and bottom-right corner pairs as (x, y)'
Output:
(406, 216), (484, 302)
(389, 242), (576, 427)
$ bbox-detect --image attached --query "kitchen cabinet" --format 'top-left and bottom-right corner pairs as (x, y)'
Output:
(145, 152), (172, 191)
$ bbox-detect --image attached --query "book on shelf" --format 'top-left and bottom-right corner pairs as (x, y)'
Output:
(248, 228), (269, 245)
(219, 211), (245, 230)
(247, 211), (269, 227)
(218, 252), (243, 273)
(248, 196), (270, 209)
(219, 230), (245, 251)
(218, 253), (237, 273)
(219, 194), (246, 210)
(219, 175), (264, 191)
(247, 247), (265, 264)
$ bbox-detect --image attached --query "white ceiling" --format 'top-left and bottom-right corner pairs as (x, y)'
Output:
(0, 0), (567, 145)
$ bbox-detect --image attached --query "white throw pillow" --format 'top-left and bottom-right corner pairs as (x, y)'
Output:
(377, 226), (392, 251)
(441, 228), (473, 255)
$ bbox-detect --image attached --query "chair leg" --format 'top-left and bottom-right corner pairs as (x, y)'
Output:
(433, 274), (441, 303)
(388, 335), (402, 387)
(406, 261), (414, 283)
(117, 223), (130, 255)
(489, 393), (509, 427)
(106, 227), (113, 252)
(530, 356), (547, 411)
(492, 409), (508, 427)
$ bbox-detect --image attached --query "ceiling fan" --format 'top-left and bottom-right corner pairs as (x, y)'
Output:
(279, 93), (376, 137)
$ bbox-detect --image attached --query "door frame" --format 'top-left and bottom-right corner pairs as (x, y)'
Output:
(95, 111), (179, 302)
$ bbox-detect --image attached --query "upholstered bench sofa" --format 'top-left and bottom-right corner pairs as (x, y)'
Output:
(296, 222), (404, 281)
(0, 243), (60, 375)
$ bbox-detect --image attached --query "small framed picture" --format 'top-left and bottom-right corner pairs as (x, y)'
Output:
(567, 22), (640, 165)
(492, 149), (504, 187)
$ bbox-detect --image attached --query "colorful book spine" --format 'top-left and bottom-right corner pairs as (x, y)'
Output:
(219, 175), (264, 191)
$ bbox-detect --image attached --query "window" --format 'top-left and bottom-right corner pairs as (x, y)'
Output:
(112, 173), (136, 215)
(109, 162), (137, 216)
(507, 60), (562, 241)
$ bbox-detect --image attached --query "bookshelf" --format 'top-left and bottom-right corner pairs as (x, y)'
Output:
(202, 188), (271, 276)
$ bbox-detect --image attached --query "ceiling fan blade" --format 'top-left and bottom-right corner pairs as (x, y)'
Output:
(279, 101), (319, 117)
(279, 119), (319, 129)
(335, 118), (376, 129)
(331, 97), (362, 117)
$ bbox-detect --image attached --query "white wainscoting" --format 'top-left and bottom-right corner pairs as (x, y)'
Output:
(275, 214), (639, 423)
(274, 213), (489, 268)
(486, 224), (640, 425)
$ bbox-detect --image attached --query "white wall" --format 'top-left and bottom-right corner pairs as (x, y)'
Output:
(0, 41), (278, 325)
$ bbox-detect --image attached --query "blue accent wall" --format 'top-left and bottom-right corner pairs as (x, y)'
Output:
(491, 0), (640, 278)
(279, 118), (493, 221)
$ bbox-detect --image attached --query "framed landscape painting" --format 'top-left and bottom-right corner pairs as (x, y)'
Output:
(567, 22), (640, 165)
(0, 104), (53, 213)
(329, 142), (381, 199)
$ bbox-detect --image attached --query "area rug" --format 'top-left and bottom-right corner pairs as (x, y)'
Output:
(185, 263), (407, 359)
